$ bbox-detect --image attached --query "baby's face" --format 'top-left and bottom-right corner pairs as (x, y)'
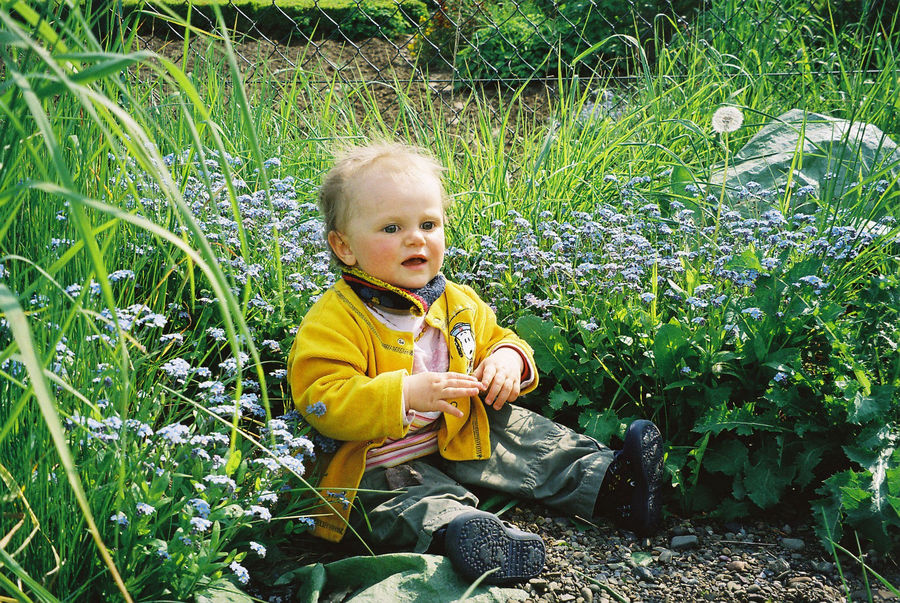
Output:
(328, 169), (445, 290)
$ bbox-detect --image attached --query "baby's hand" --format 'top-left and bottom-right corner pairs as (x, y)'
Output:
(473, 348), (523, 410)
(402, 372), (480, 418)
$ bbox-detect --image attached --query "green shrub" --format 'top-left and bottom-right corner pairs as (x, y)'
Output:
(456, 5), (555, 82)
(119, 0), (429, 40)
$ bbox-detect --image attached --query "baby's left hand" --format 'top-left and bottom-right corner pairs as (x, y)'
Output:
(473, 347), (523, 410)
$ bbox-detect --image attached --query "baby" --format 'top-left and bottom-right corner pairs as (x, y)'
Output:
(287, 141), (664, 584)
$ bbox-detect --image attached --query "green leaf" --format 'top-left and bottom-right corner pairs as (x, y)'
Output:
(653, 321), (687, 377)
(793, 441), (827, 488)
(669, 164), (694, 198)
(516, 314), (572, 378)
(548, 384), (580, 411)
(848, 386), (893, 425)
(631, 551), (653, 567)
(225, 449), (242, 476)
(743, 445), (796, 509)
(194, 577), (253, 603)
(578, 408), (620, 443)
(724, 247), (763, 272)
(703, 439), (748, 476)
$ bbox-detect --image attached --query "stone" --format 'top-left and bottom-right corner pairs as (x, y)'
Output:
(711, 108), (900, 216)
(658, 549), (675, 564)
(670, 535), (699, 550)
(633, 566), (655, 583)
(579, 586), (594, 603)
(727, 560), (748, 572)
(781, 538), (805, 551)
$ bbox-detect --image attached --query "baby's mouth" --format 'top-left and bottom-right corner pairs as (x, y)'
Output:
(402, 256), (427, 267)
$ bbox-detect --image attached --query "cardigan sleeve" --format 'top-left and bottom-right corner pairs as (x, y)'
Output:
(287, 296), (410, 443)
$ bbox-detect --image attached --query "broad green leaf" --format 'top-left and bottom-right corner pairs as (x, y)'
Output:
(724, 247), (763, 272)
(578, 408), (620, 443)
(744, 446), (796, 509)
(194, 578), (253, 603)
(548, 384), (580, 411)
(516, 314), (572, 379)
(669, 164), (694, 198)
(225, 448), (242, 476)
(848, 386), (893, 425)
(631, 551), (653, 567)
(653, 321), (687, 377)
(703, 439), (748, 476)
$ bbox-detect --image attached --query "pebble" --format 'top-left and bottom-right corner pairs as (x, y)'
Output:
(658, 549), (674, 564)
(727, 560), (748, 572)
(670, 535), (699, 549)
(633, 566), (655, 582)
(579, 586), (593, 602)
(781, 537), (805, 551)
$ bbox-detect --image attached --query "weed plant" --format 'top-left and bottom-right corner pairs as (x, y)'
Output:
(1, 0), (898, 600)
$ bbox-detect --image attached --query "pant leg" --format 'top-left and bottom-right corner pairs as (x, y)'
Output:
(442, 403), (613, 518)
(350, 458), (480, 553)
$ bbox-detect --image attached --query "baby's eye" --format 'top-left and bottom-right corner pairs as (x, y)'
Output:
(421, 221), (436, 230)
(383, 224), (399, 234)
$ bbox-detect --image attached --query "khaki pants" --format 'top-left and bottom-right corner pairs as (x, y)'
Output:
(350, 403), (614, 552)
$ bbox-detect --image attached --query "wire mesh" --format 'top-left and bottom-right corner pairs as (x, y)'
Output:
(125, 0), (895, 133)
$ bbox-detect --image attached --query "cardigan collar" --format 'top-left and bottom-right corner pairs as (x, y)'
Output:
(341, 267), (446, 316)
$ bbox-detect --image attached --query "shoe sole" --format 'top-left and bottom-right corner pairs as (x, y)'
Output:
(629, 420), (663, 536)
(445, 511), (545, 585)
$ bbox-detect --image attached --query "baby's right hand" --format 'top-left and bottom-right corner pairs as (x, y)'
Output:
(403, 372), (481, 418)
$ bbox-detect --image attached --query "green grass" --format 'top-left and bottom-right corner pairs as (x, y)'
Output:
(1, 0), (898, 600)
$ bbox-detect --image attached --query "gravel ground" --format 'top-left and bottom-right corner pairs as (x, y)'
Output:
(503, 504), (899, 603)
(259, 501), (899, 602)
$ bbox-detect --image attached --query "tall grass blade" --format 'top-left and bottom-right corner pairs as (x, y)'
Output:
(0, 284), (131, 602)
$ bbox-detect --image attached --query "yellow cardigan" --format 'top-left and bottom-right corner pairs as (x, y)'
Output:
(287, 278), (538, 541)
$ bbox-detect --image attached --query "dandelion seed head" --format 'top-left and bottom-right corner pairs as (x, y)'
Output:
(711, 106), (744, 134)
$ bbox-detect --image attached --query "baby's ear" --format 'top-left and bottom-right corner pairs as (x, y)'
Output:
(327, 230), (356, 266)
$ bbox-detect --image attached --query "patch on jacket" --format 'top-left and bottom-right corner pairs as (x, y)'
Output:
(450, 322), (476, 372)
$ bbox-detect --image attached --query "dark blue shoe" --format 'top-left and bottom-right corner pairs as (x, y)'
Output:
(444, 510), (545, 585)
(598, 419), (664, 536)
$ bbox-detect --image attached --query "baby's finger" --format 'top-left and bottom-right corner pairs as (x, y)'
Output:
(483, 375), (504, 407)
(491, 378), (515, 410)
(437, 400), (464, 418)
(446, 371), (482, 385)
(444, 384), (481, 398)
(479, 364), (497, 389)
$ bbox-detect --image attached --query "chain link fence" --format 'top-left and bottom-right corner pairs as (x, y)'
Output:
(124, 0), (894, 131)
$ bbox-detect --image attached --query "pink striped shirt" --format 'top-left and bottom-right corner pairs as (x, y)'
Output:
(364, 307), (444, 470)
(362, 303), (536, 471)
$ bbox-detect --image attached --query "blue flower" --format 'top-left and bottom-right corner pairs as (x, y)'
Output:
(640, 292), (655, 303)
(230, 561), (250, 585)
(136, 502), (155, 516)
(189, 498), (211, 518)
(741, 307), (764, 320)
(160, 358), (192, 380)
(157, 423), (190, 445)
(190, 517), (212, 532)
(250, 541), (267, 557)
(110, 512), (129, 528)
(245, 505), (272, 522)
(306, 401), (327, 417)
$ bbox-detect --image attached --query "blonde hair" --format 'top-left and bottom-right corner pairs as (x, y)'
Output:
(318, 142), (450, 246)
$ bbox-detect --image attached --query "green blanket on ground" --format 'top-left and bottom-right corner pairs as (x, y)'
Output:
(275, 553), (529, 602)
